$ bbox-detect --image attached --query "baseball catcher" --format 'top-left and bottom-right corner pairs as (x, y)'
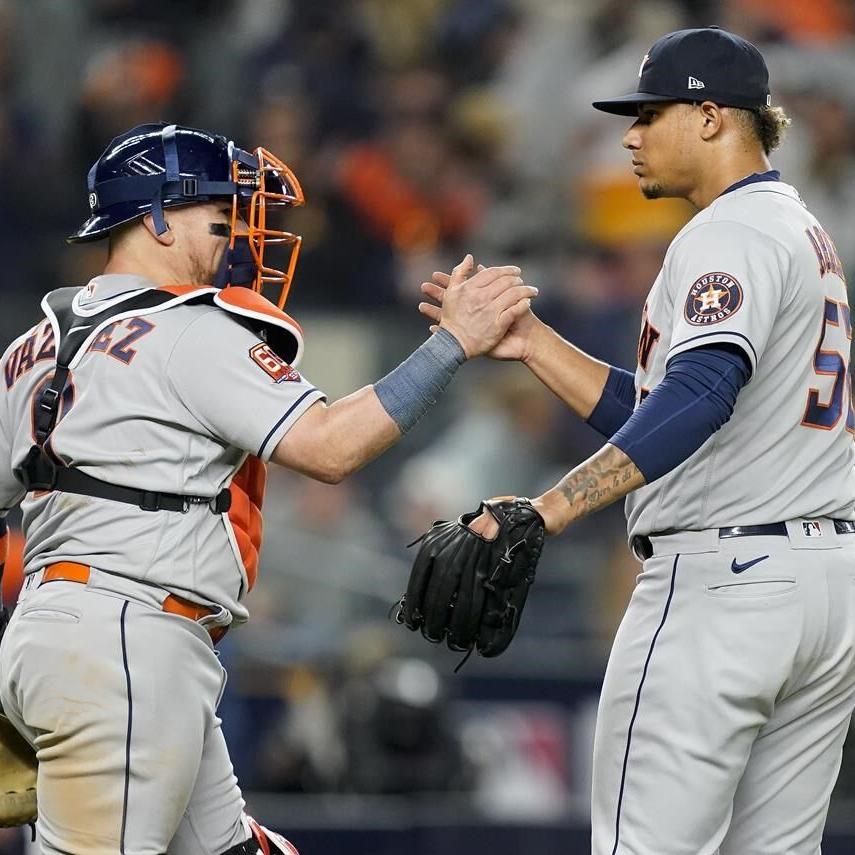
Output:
(396, 497), (545, 665)
(0, 119), (536, 852)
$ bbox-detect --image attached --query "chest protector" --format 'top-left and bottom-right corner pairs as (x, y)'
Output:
(14, 284), (304, 591)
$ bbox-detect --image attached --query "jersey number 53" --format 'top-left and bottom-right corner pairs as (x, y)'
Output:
(802, 298), (855, 433)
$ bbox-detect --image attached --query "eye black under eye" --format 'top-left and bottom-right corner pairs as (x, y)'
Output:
(208, 223), (230, 237)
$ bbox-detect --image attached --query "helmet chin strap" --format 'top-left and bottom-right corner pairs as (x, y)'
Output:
(212, 234), (258, 290)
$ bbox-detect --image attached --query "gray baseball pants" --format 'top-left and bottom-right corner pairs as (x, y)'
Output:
(0, 568), (247, 854)
(593, 519), (855, 854)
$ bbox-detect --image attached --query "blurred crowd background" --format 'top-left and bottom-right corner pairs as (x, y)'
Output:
(2, 0), (855, 852)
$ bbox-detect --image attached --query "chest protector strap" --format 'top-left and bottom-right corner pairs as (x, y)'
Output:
(15, 286), (231, 513)
(12, 285), (266, 514)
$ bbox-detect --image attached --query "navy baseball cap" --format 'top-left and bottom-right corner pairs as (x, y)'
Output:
(592, 27), (771, 116)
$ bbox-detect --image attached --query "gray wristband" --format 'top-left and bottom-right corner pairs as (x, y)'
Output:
(374, 328), (466, 433)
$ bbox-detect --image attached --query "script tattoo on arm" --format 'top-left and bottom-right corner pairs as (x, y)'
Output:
(555, 443), (645, 525)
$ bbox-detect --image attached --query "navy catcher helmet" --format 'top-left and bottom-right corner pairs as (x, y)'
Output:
(69, 122), (305, 308)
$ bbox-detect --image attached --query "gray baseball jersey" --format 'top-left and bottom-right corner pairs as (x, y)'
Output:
(625, 179), (855, 537)
(0, 274), (326, 622)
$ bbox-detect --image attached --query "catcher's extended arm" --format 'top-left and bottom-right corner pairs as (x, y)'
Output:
(395, 497), (545, 663)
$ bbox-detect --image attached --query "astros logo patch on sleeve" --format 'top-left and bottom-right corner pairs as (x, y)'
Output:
(249, 342), (301, 383)
(684, 272), (743, 326)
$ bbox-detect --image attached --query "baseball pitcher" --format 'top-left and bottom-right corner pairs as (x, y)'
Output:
(418, 27), (855, 855)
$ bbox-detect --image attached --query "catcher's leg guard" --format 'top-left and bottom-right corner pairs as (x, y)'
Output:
(219, 816), (300, 855)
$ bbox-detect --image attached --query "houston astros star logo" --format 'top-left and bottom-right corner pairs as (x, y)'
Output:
(699, 284), (726, 311)
(684, 272), (743, 326)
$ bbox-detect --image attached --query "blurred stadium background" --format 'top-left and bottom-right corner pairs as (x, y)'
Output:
(1, 0), (855, 852)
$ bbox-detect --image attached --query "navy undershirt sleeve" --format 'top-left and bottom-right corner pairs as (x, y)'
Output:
(586, 366), (636, 438)
(609, 344), (751, 483)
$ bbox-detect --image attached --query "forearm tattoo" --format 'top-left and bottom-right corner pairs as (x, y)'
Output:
(556, 443), (644, 523)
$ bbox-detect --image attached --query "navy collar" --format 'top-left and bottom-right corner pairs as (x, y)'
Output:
(719, 169), (780, 197)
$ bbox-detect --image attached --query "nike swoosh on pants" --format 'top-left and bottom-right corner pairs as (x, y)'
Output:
(730, 555), (770, 574)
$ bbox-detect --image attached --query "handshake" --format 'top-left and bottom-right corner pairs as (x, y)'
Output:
(395, 255), (552, 666)
(419, 253), (540, 362)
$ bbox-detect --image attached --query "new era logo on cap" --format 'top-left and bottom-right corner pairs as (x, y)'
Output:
(592, 27), (771, 116)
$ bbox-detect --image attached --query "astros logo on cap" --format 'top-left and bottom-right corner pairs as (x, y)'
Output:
(684, 272), (743, 325)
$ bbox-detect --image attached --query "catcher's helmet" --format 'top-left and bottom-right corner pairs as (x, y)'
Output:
(69, 122), (305, 308)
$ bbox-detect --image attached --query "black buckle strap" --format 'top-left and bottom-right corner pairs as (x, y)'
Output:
(14, 446), (58, 491)
(53, 468), (231, 514)
(39, 386), (60, 412)
(15, 456), (231, 514)
(211, 490), (232, 513)
(34, 366), (69, 445)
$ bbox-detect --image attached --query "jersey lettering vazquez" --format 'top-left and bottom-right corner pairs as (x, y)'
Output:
(0, 275), (326, 621)
(626, 181), (855, 536)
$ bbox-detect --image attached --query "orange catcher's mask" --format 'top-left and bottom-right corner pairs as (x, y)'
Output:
(69, 122), (306, 310)
(228, 146), (305, 309)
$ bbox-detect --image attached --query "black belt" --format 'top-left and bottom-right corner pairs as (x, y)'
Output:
(632, 519), (855, 561)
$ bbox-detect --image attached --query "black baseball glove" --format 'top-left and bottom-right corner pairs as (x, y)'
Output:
(395, 497), (546, 664)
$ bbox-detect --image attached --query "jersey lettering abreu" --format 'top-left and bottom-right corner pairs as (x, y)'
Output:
(625, 180), (855, 537)
(0, 274), (326, 622)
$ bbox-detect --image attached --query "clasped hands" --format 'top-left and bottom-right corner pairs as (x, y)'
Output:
(419, 255), (559, 537)
(427, 254), (538, 359)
